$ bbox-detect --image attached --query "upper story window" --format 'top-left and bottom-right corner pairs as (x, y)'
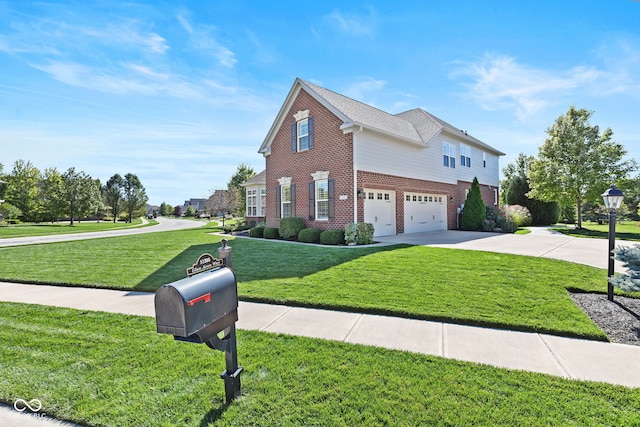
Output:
(291, 110), (314, 153)
(443, 142), (456, 168)
(483, 152), (487, 168)
(298, 119), (310, 151)
(460, 144), (471, 168)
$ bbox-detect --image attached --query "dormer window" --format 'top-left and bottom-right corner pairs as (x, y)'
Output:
(291, 110), (314, 153)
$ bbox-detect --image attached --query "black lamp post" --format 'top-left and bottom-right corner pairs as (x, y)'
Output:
(601, 184), (624, 301)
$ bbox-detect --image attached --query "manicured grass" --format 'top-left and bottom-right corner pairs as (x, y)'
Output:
(0, 226), (612, 339)
(1, 303), (639, 427)
(552, 221), (640, 241)
(0, 217), (154, 238)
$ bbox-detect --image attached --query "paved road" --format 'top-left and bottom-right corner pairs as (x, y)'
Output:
(0, 217), (207, 247)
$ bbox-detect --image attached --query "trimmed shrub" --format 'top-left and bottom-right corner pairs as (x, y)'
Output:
(263, 227), (280, 239)
(497, 215), (516, 233)
(298, 228), (321, 243)
(279, 217), (304, 240)
(345, 222), (375, 245)
(320, 229), (345, 245)
(249, 226), (265, 238)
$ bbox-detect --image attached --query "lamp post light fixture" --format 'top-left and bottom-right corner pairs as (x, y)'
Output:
(601, 184), (624, 301)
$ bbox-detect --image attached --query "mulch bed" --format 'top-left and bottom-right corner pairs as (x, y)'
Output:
(570, 292), (640, 346)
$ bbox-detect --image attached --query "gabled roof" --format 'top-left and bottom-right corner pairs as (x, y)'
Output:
(259, 78), (505, 156)
(241, 170), (266, 187)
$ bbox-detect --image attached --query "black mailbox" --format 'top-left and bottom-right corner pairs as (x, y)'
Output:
(155, 266), (238, 343)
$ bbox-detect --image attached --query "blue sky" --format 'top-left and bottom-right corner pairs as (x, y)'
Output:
(1, 1), (639, 206)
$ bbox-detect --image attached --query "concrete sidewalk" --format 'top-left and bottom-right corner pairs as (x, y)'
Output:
(2, 282), (640, 389)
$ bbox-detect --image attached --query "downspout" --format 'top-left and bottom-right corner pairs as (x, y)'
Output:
(353, 126), (363, 223)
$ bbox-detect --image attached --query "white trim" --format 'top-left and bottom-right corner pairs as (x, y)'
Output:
(277, 176), (292, 186)
(311, 170), (329, 180)
(293, 109), (309, 121)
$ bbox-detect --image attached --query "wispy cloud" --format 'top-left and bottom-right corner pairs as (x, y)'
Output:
(324, 8), (376, 36)
(450, 54), (603, 120)
(343, 76), (387, 100)
(451, 38), (640, 121)
(176, 13), (237, 68)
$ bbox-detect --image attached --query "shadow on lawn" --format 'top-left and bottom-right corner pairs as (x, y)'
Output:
(200, 402), (231, 426)
(134, 236), (407, 292)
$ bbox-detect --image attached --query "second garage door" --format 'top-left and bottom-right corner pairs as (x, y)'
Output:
(403, 193), (447, 233)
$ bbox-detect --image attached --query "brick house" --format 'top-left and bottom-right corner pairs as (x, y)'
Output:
(256, 78), (505, 237)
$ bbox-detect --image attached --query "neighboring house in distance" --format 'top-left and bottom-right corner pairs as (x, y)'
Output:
(241, 170), (266, 225)
(257, 78), (505, 237)
(182, 198), (208, 216)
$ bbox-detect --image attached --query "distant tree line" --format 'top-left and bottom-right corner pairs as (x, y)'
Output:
(0, 160), (148, 224)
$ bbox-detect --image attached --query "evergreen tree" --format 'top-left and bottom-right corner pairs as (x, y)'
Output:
(610, 245), (640, 292)
(461, 177), (485, 231)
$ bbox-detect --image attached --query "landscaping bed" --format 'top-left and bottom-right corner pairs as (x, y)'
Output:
(571, 292), (640, 346)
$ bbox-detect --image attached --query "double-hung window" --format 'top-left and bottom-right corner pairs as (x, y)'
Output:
(308, 171), (333, 221)
(281, 185), (292, 218)
(443, 142), (456, 168)
(297, 119), (310, 151)
(315, 179), (329, 220)
(246, 189), (257, 216)
(460, 144), (471, 167)
(291, 110), (314, 153)
(259, 188), (266, 216)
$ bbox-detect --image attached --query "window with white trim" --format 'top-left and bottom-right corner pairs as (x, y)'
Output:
(297, 119), (310, 151)
(315, 179), (329, 220)
(443, 142), (456, 168)
(483, 152), (487, 168)
(246, 189), (257, 216)
(281, 185), (292, 218)
(460, 144), (471, 168)
(260, 188), (266, 216)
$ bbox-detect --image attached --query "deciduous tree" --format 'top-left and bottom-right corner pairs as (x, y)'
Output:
(528, 106), (636, 228)
(227, 163), (255, 216)
(123, 173), (148, 223)
(104, 174), (124, 223)
(5, 160), (41, 222)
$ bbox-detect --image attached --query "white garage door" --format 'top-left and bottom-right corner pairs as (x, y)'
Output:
(363, 189), (396, 237)
(403, 193), (447, 233)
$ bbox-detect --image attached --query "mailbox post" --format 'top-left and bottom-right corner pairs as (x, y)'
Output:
(154, 246), (242, 403)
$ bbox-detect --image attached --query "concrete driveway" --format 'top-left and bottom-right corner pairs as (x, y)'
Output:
(376, 227), (636, 270)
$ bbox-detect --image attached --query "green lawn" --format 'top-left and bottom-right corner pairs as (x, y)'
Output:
(551, 221), (640, 241)
(1, 303), (639, 427)
(0, 217), (154, 238)
(0, 225), (614, 339)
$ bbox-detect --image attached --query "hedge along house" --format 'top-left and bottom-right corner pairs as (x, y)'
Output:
(257, 78), (505, 237)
